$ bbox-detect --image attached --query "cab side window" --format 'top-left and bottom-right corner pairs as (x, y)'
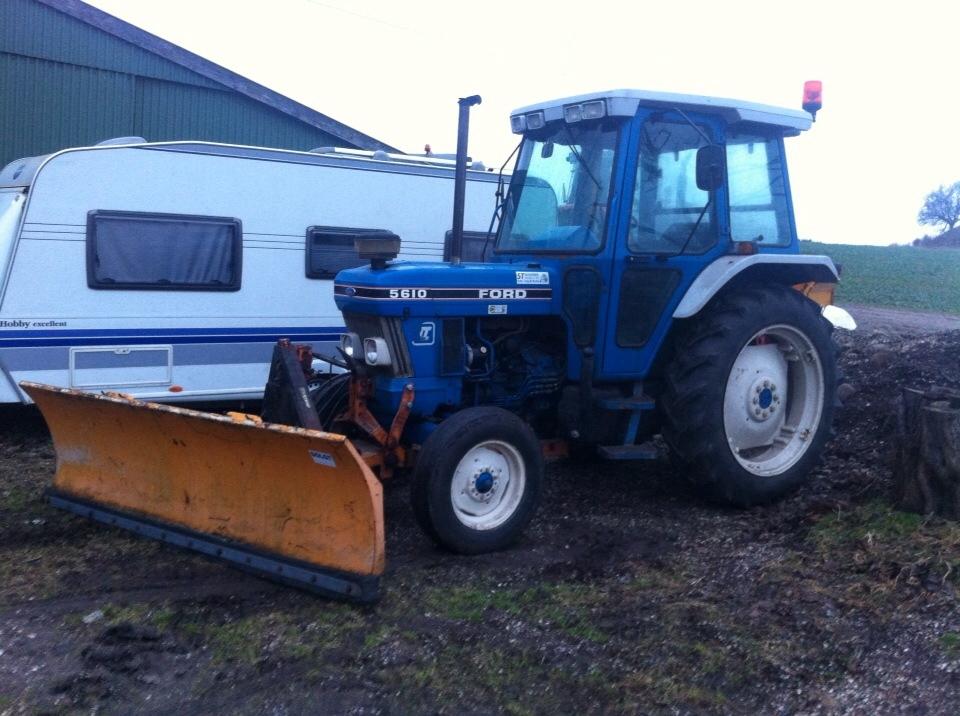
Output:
(628, 118), (717, 254)
(726, 131), (792, 246)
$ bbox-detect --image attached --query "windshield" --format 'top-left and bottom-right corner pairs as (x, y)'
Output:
(496, 121), (619, 253)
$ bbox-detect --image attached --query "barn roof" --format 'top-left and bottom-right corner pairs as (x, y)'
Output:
(34, 0), (399, 153)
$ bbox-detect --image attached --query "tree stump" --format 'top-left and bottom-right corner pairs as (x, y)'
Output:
(893, 387), (960, 519)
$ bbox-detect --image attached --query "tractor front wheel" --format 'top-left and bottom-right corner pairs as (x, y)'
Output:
(411, 407), (543, 554)
(661, 286), (836, 506)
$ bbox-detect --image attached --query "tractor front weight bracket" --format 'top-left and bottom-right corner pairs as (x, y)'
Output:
(338, 378), (414, 479)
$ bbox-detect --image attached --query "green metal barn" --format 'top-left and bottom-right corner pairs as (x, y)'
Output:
(0, 0), (397, 168)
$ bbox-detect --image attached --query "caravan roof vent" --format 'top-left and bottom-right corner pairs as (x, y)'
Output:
(309, 146), (336, 154)
(371, 150), (389, 161)
(96, 137), (147, 146)
(0, 155), (45, 188)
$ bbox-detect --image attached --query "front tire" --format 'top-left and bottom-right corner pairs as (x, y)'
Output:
(411, 407), (543, 554)
(661, 286), (836, 506)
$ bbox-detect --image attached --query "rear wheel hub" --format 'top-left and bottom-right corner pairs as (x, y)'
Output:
(747, 378), (781, 422)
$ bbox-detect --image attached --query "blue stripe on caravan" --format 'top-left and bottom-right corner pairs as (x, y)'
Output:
(0, 326), (345, 338)
(0, 326), (346, 348)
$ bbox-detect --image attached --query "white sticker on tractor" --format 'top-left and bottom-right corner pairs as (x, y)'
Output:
(309, 450), (337, 468)
(488, 304), (508, 315)
(516, 271), (549, 285)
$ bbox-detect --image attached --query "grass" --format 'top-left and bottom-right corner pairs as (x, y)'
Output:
(0, 531), (163, 606)
(422, 580), (620, 643)
(370, 638), (622, 714)
(621, 670), (729, 710)
(801, 240), (960, 314)
(807, 500), (960, 591)
(0, 543), (87, 604)
(940, 632), (960, 657)
(407, 574), (802, 712)
(179, 602), (366, 665)
(66, 599), (370, 668)
(0, 486), (34, 513)
(45, 563), (871, 714)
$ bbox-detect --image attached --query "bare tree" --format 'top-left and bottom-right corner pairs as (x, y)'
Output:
(918, 182), (960, 233)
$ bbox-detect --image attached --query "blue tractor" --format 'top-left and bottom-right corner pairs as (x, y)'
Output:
(26, 84), (852, 600)
(311, 85), (847, 555)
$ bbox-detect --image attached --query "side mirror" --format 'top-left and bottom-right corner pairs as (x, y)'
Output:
(695, 145), (726, 192)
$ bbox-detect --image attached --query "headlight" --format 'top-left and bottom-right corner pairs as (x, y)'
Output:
(525, 111), (545, 130)
(339, 332), (362, 358)
(581, 100), (606, 120)
(564, 100), (606, 124)
(563, 104), (582, 124)
(363, 337), (392, 367)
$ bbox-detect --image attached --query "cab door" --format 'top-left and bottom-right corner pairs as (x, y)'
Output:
(599, 109), (729, 378)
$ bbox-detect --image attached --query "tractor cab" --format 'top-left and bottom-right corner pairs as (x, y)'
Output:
(493, 90), (819, 379)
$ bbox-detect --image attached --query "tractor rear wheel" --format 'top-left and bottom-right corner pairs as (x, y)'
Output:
(411, 407), (543, 554)
(661, 286), (836, 505)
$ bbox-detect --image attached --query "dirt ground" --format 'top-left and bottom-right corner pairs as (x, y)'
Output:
(1, 306), (959, 715)
(842, 304), (960, 334)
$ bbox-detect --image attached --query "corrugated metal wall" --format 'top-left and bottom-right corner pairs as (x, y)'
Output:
(0, 0), (348, 167)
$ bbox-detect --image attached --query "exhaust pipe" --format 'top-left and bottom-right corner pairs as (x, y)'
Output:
(450, 94), (481, 266)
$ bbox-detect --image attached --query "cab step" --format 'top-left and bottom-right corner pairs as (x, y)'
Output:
(599, 395), (655, 411)
(597, 443), (659, 460)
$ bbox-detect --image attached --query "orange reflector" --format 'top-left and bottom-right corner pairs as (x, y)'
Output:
(169, 385), (183, 393)
(735, 241), (758, 255)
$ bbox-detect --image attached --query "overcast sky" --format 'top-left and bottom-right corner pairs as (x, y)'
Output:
(87, 0), (960, 246)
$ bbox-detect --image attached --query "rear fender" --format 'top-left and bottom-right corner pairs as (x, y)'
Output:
(673, 254), (839, 319)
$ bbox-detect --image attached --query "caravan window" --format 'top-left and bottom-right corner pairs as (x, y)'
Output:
(305, 226), (380, 279)
(87, 211), (242, 290)
(443, 230), (492, 262)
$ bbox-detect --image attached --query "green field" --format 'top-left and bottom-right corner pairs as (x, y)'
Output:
(801, 241), (960, 314)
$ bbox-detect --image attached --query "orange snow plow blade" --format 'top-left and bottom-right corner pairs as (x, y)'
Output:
(22, 381), (384, 602)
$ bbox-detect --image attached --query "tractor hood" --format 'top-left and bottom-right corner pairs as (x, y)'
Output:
(333, 261), (556, 317)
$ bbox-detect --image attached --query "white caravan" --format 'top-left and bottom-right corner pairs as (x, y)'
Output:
(0, 140), (502, 404)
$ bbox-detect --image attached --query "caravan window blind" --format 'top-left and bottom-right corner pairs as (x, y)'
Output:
(87, 210), (242, 291)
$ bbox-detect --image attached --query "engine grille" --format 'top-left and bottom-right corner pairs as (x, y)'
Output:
(343, 313), (412, 377)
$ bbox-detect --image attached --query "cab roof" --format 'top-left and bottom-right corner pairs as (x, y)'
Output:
(511, 89), (813, 136)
